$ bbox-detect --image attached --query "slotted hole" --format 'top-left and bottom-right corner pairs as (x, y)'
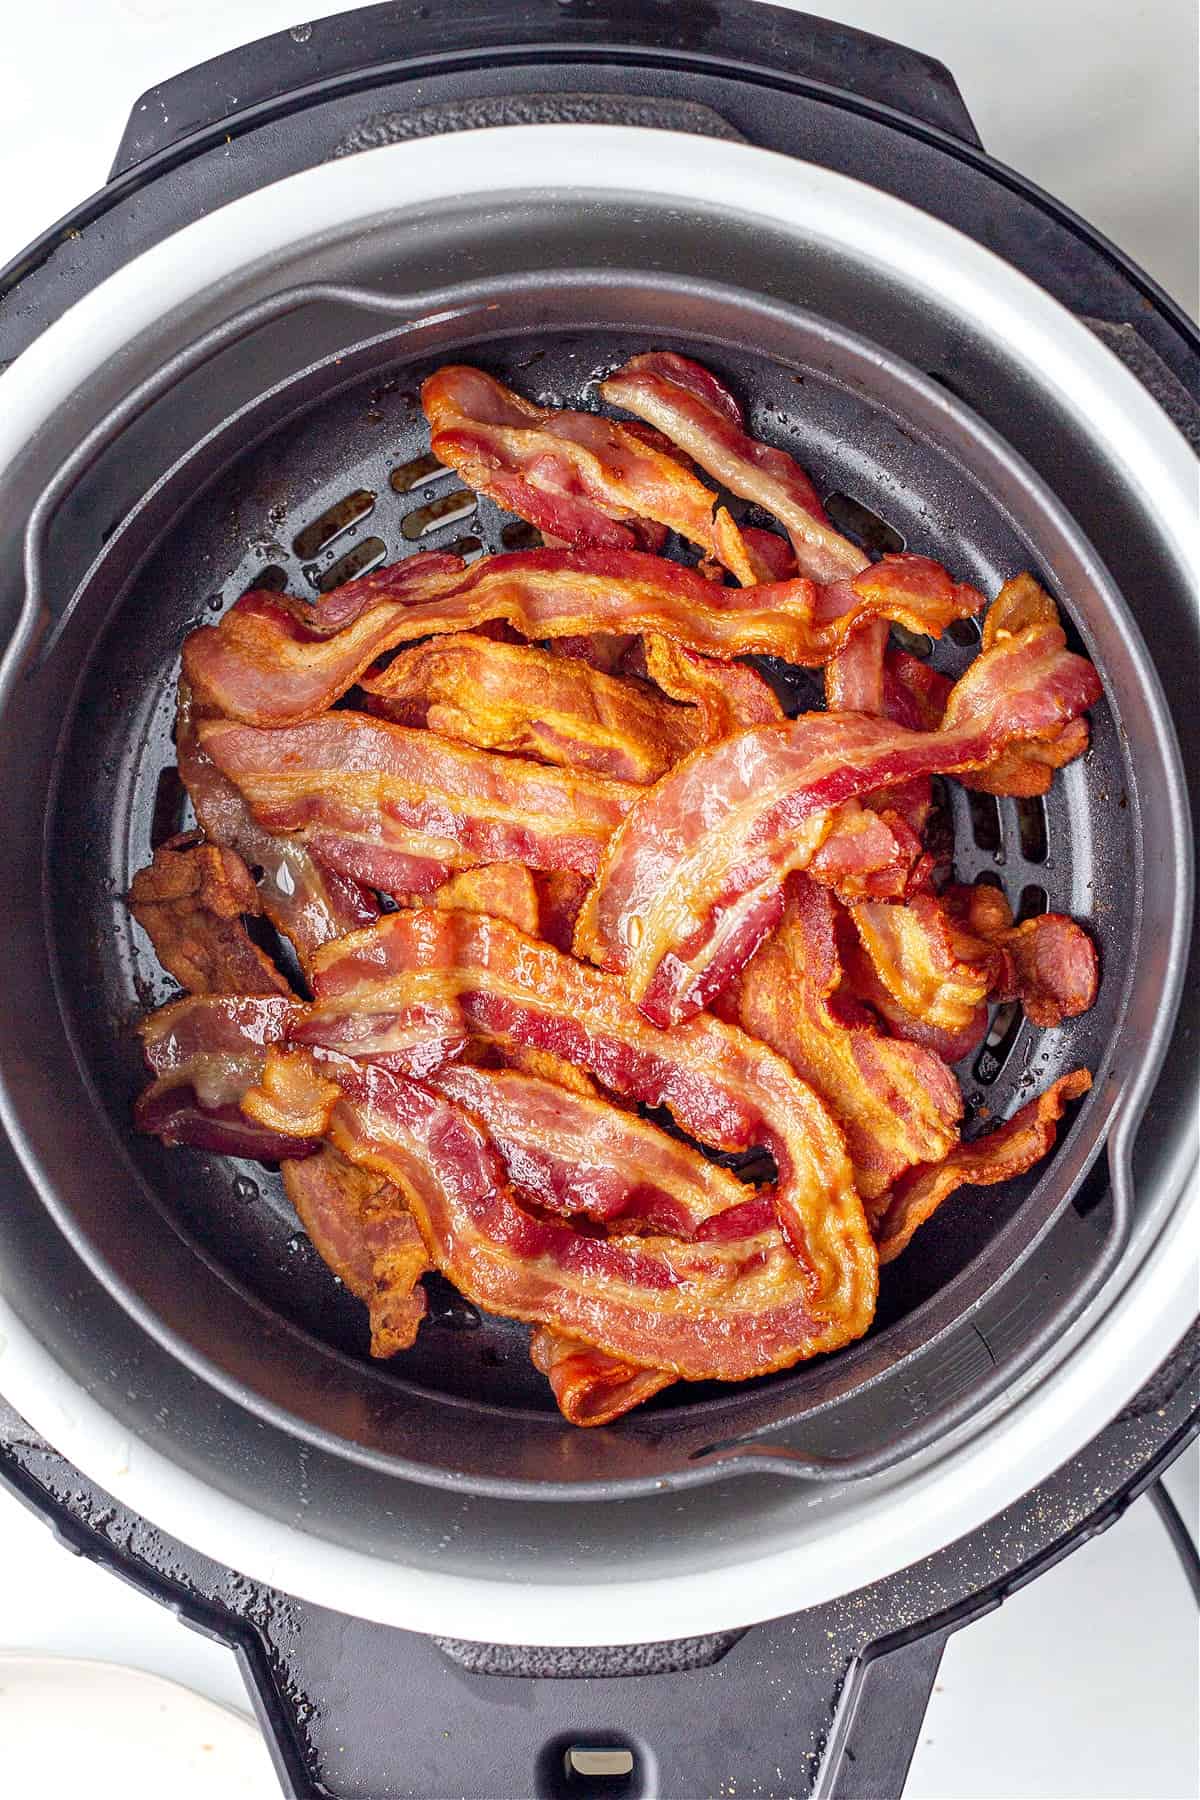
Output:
(1015, 795), (1048, 864)
(973, 1000), (1022, 1085)
(149, 765), (188, 850)
(948, 615), (982, 647)
(445, 534), (485, 563)
(500, 519), (544, 550)
(821, 491), (905, 556)
(291, 487), (376, 558)
(401, 488), (476, 540)
(390, 451), (447, 493)
(311, 536), (388, 594)
(241, 563), (289, 598)
(967, 789), (1002, 852)
(891, 623), (934, 659)
(1016, 883), (1049, 922)
(564, 1748), (636, 1780)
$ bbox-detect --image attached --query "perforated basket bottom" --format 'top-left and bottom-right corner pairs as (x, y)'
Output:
(50, 325), (1127, 1420)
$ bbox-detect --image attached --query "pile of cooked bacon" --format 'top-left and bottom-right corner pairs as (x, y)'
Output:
(128, 351), (1100, 1427)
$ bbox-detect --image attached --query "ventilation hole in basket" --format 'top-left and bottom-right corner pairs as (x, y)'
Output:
(1015, 795), (1048, 863)
(821, 492), (905, 556)
(892, 624), (934, 660)
(291, 488), (376, 559)
(311, 536), (388, 593)
(445, 534), (485, 563)
(948, 615), (982, 647)
(973, 1001), (1021, 1085)
(972, 869), (1004, 891)
(401, 488), (476, 540)
(1016, 883), (1049, 922)
(967, 790), (1002, 852)
(241, 564), (288, 598)
(149, 765), (188, 850)
(389, 451), (445, 494)
(500, 519), (543, 550)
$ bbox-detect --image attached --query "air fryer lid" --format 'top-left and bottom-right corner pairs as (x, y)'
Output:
(0, 124), (1195, 1641)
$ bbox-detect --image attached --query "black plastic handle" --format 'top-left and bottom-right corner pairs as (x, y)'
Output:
(109, 0), (982, 180)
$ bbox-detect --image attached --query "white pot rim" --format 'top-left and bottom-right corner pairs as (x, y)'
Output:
(0, 125), (1195, 1645)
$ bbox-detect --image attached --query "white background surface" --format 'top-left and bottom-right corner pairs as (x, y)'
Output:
(0, 3), (1196, 1797)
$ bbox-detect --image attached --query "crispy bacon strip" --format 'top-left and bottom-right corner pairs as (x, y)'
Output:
(423, 364), (760, 582)
(872, 1070), (1092, 1262)
(199, 712), (637, 894)
(825, 618), (889, 715)
(290, 909), (874, 1297)
(362, 632), (703, 784)
(850, 894), (998, 1049)
(128, 838), (291, 998)
(183, 548), (982, 729)
(724, 878), (961, 1201)
(806, 800), (931, 902)
(241, 1047), (876, 1380)
(601, 352), (867, 583)
(579, 614), (1102, 1024)
(282, 1148), (429, 1356)
(636, 636), (783, 733)
(176, 687), (377, 968)
(134, 994), (321, 1161)
(530, 1329), (674, 1426)
(940, 883), (1099, 1027)
(428, 1063), (752, 1236)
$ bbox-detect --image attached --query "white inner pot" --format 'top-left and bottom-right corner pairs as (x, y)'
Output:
(0, 127), (1194, 1644)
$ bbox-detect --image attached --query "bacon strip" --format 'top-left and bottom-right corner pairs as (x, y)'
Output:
(850, 894), (997, 1051)
(241, 1047), (876, 1380)
(940, 883), (1099, 1027)
(530, 1329), (674, 1426)
(177, 686), (377, 969)
(199, 712), (637, 894)
(423, 863), (543, 936)
(636, 637), (783, 733)
(724, 878), (961, 1201)
(134, 994), (322, 1161)
(580, 615), (1102, 1024)
(872, 1070), (1091, 1262)
(428, 1063), (753, 1236)
(422, 364), (760, 582)
(183, 548), (982, 729)
(290, 909), (874, 1299)
(362, 632), (703, 784)
(282, 1148), (429, 1356)
(128, 838), (291, 998)
(600, 352), (867, 583)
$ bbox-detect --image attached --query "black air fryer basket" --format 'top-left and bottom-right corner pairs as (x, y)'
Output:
(0, 5), (1195, 1797)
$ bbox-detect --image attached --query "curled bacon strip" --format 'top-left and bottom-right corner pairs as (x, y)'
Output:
(362, 631), (703, 784)
(940, 883), (1099, 1028)
(724, 878), (962, 1201)
(851, 883), (1099, 1054)
(177, 686), (377, 969)
(872, 1070), (1092, 1262)
(199, 711), (637, 893)
(291, 908), (874, 1305)
(241, 1047), (876, 1380)
(423, 364), (760, 582)
(580, 613), (1102, 1024)
(530, 1329), (674, 1426)
(183, 548), (982, 730)
(635, 636), (783, 733)
(134, 994), (322, 1161)
(128, 838), (291, 998)
(601, 352), (866, 583)
(282, 1148), (429, 1357)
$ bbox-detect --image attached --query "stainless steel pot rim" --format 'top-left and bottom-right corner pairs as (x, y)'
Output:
(0, 127), (1194, 1643)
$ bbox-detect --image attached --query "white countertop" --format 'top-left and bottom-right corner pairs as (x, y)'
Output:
(0, 4), (1196, 1796)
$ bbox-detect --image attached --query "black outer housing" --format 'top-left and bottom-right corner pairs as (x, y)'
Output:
(0, 5), (1196, 1797)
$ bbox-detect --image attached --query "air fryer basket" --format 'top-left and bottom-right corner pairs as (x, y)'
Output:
(3, 266), (1184, 1495)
